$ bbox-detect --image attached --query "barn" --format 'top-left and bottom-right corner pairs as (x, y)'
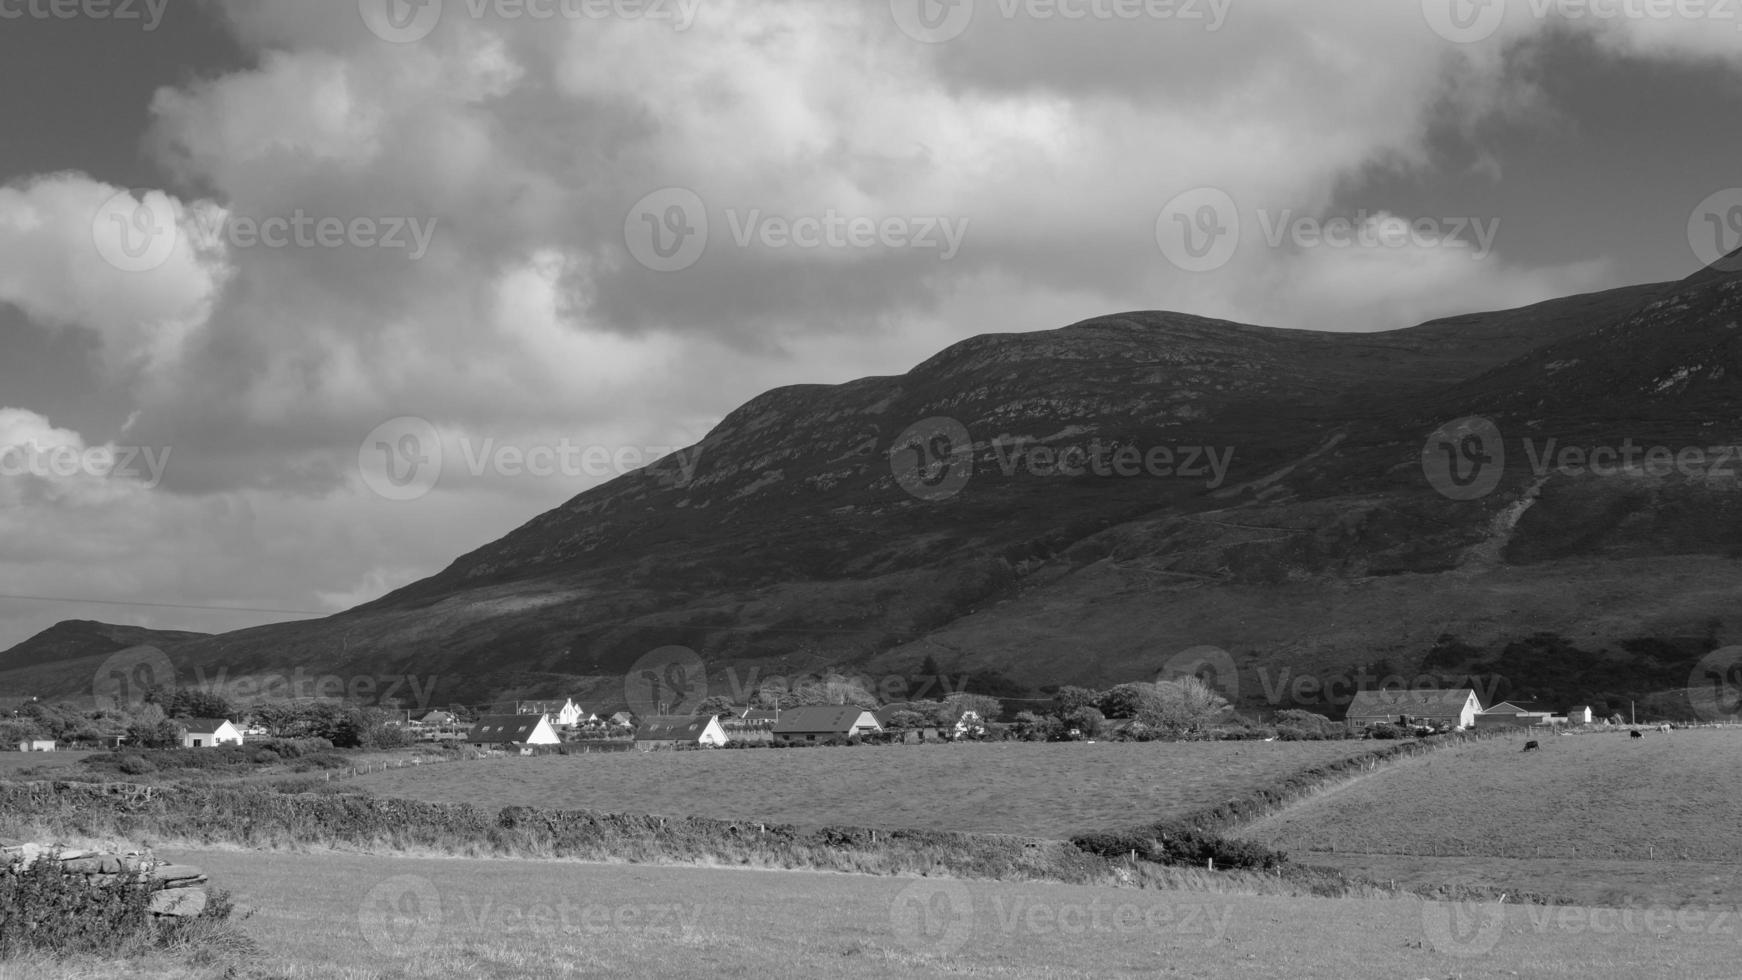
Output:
(1343, 689), (1482, 731)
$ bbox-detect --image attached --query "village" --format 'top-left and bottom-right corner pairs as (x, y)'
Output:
(3, 684), (1635, 756)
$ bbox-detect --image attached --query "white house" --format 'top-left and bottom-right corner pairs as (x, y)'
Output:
(633, 715), (728, 751)
(179, 719), (244, 748)
(468, 714), (561, 753)
(1343, 689), (1482, 731)
(515, 699), (588, 728)
(16, 739), (55, 752)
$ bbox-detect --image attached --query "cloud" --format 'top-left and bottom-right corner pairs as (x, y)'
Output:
(0, 0), (1737, 649)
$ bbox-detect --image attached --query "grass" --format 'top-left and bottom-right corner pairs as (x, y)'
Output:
(342, 741), (1382, 839)
(0, 751), (96, 778)
(1232, 727), (1742, 906)
(1236, 728), (1742, 860)
(16, 846), (1710, 980)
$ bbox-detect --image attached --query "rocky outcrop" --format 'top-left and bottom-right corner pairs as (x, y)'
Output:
(0, 840), (209, 917)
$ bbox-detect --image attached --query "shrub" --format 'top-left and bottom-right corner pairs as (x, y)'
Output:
(0, 857), (238, 960)
(116, 755), (155, 776)
(251, 750), (281, 765)
(1366, 723), (1404, 740)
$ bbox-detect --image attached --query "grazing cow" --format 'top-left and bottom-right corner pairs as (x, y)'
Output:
(1630, 729), (1644, 739)
(1658, 723), (1672, 734)
(1523, 740), (1539, 752)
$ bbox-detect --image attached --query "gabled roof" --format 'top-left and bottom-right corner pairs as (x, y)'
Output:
(1484, 701), (1550, 714)
(178, 718), (235, 734)
(772, 705), (880, 734)
(1344, 689), (1478, 718)
(635, 715), (718, 740)
(467, 714), (550, 744)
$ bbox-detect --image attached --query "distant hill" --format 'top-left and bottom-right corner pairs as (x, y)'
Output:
(4, 256), (1741, 719)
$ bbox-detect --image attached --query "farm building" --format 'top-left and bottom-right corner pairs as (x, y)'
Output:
(1343, 689), (1481, 731)
(633, 715), (728, 751)
(608, 711), (636, 729)
(1474, 701), (1561, 728)
(179, 719), (243, 748)
(1566, 705), (1594, 725)
(772, 706), (883, 746)
(416, 710), (459, 727)
(15, 739), (55, 752)
(467, 714), (561, 753)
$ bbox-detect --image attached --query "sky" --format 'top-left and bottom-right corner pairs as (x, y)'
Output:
(0, 0), (1739, 652)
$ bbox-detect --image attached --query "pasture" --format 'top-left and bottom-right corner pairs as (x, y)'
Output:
(11, 847), (1722, 980)
(344, 740), (1381, 839)
(0, 750), (94, 777)
(1234, 727), (1742, 906)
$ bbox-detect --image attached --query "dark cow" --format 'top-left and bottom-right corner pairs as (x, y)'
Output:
(1522, 740), (1539, 752)
(1630, 729), (1644, 739)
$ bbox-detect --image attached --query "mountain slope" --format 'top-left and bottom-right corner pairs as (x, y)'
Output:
(2, 268), (1735, 715)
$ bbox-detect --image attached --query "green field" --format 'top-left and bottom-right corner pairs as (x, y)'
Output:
(18, 848), (1714, 980)
(0, 750), (94, 777)
(1234, 727), (1742, 906)
(345, 741), (1381, 839)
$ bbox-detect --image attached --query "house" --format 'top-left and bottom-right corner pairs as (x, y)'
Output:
(633, 715), (728, 751)
(772, 706), (883, 746)
(608, 711), (636, 729)
(1343, 689), (1482, 731)
(724, 707), (778, 731)
(16, 739), (55, 752)
(467, 714), (561, 753)
(1474, 700), (1559, 728)
(179, 719), (244, 748)
(416, 710), (459, 727)
(1566, 705), (1594, 725)
(513, 699), (588, 728)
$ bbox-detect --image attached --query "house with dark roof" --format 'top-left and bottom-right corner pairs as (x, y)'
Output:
(772, 706), (882, 746)
(178, 718), (243, 748)
(633, 715), (728, 751)
(467, 714), (561, 753)
(1343, 689), (1481, 731)
(1475, 700), (1561, 728)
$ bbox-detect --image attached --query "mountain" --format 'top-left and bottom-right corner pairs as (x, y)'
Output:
(0, 620), (209, 673)
(5, 259), (1741, 718)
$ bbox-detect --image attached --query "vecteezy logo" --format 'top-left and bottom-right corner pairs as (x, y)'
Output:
(359, 417), (444, 502)
(359, 0), (444, 43)
(1156, 187), (1239, 273)
(624, 645), (708, 717)
(1421, 0), (1507, 44)
(358, 875), (443, 957)
(889, 879), (975, 955)
(92, 645), (176, 709)
(1157, 645), (1240, 704)
(92, 189), (178, 273)
(625, 188), (709, 272)
(1688, 646), (1742, 722)
(1422, 416), (1505, 501)
(889, 417), (974, 502)
(890, 0), (975, 43)
(1421, 900), (1506, 957)
(1689, 189), (1742, 274)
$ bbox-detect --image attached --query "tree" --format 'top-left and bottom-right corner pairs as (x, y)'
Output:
(125, 719), (182, 749)
(0, 719), (46, 747)
(1097, 683), (1165, 722)
(944, 693), (1003, 723)
(883, 710), (926, 730)
(1064, 706), (1105, 739)
(1050, 686), (1099, 719)
(1153, 677), (1231, 730)
(695, 696), (738, 718)
(160, 688), (237, 721)
(1012, 711), (1060, 741)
